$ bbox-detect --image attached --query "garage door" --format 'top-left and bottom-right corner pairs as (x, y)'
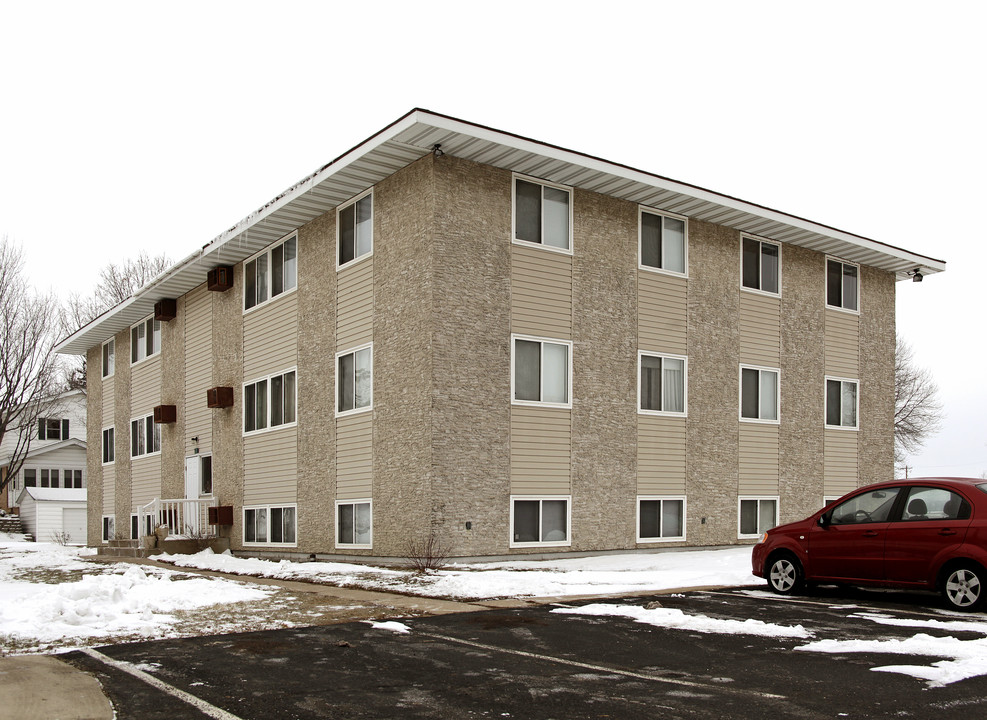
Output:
(62, 508), (87, 545)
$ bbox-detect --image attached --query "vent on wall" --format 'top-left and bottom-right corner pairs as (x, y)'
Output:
(153, 405), (177, 424)
(154, 299), (177, 321)
(206, 387), (234, 409)
(207, 266), (233, 292)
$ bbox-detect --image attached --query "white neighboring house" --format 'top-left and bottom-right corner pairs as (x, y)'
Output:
(1, 389), (88, 515)
(15, 487), (88, 544)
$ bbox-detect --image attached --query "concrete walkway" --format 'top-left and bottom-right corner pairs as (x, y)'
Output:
(0, 654), (113, 720)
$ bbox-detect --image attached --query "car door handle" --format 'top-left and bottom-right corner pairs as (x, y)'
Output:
(863, 531), (880, 537)
(938, 529), (957, 536)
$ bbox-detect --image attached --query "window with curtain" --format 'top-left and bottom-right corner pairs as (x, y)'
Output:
(130, 317), (161, 364)
(740, 498), (778, 536)
(102, 427), (115, 464)
(741, 366), (779, 422)
(244, 370), (296, 432)
(514, 177), (571, 251)
(639, 354), (686, 414)
(102, 338), (115, 377)
(640, 209), (687, 274)
(337, 501), (372, 546)
(513, 337), (570, 406)
(337, 346), (372, 415)
(512, 498), (569, 545)
(827, 259), (859, 311)
(826, 378), (858, 428)
(130, 414), (161, 457)
(339, 192), (373, 266)
(638, 498), (685, 541)
(245, 234), (297, 310)
(741, 237), (780, 294)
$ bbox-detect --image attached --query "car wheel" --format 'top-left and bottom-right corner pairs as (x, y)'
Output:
(942, 563), (985, 612)
(767, 554), (804, 595)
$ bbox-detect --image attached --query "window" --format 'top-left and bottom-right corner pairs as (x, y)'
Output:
(39, 418), (68, 440)
(513, 176), (571, 252)
(512, 497), (570, 546)
(102, 515), (115, 542)
(244, 505), (297, 546)
(639, 353), (686, 415)
(66, 469), (83, 489)
(336, 346), (372, 415)
(827, 259), (859, 311)
(825, 378), (858, 429)
(827, 487), (901, 525)
(102, 338), (115, 378)
(24, 469), (36, 487)
(741, 236), (780, 295)
(512, 336), (571, 407)
(244, 369), (297, 433)
(102, 427), (115, 464)
(338, 192), (373, 267)
(638, 497), (686, 542)
(336, 501), (372, 547)
(40, 469), (57, 488)
(640, 208), (687, 275)
(130, 414), (161, 458)
(244, 234), (298, 311)
(898, 486), (971, 522)
(740, 365), (779, 422)
(739, 497), (778, 537)
(130, 316), (162, 364)
(200, 455), (213, 495)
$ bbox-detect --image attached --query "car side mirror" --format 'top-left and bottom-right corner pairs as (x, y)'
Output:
(817, 514), (830, 528)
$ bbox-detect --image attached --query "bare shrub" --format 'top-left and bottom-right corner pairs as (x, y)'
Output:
(49, 530), (71, 545)
(405, 531), (450, 573)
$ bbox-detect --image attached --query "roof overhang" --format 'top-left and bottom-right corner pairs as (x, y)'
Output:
(56, 108), (945, 355)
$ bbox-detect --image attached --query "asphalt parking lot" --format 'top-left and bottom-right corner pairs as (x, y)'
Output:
(62, 587), (987, 720)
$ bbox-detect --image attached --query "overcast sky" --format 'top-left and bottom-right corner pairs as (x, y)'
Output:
(2, 1), (984, 478)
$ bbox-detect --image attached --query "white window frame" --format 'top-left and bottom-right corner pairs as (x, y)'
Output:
(102, 515), (115, 543)
(242, 368), (298, 435)
(102, 338), (115, 378)
(40, 417), (66, 441)
(130, 315), (162, 366)
(637, 351), (688, 417)
(242, 504), (298, 547)
(509, 495), (572, 548)
(337, 189), (374, 270)
(638, 206), (688, 277)
(738, 496), (779, 539)
(825, 256), (860, 314)
(130, 414), (161, 459)
(511, 334), (573, 409)
(198, 454), (213, 496)
(335, 344), (373, 417)
(740, 234), (782, 297)
(739, 364), (780, 424)
(64, 468), (84, 489)
(825, 376), (859, 430)
(335, 499), (373, 549)
(824, 495), (842, 507)
(512, 173), (573, 255)
(636, 496), (687, 543)
(102, 426), (115, 465)
(243, 231), (298, 313)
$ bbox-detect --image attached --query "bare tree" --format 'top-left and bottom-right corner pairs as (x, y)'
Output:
(0, 237), (60, 497)
(895, 335), (944, 464)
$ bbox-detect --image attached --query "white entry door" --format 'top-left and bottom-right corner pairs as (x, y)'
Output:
(184, 456), (200, 535)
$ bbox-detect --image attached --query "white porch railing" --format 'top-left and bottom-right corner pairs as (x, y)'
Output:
(139, 497), (218, 538)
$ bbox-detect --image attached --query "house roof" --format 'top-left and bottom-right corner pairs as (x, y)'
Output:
(55, 108), (945, 356)
(16, 487), (87, 504)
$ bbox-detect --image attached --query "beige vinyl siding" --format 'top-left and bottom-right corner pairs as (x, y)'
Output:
(511, 245), (572, 339)
(131, 456), (161, 507)
(336, 413), (372, 500)
(336, 258), (374, 349)
(510, 406), (570, 495)
(131, 355), (162, 412)
(184, 285), (212, 456)
(825, 311), (859, 376)
(243, 428), (298, 505)
(739, 293), (781, 366)
(638, 271), (687, 355)
(243, 293), (298, 380)
(824, 428), (858, 496)
(739, 423), (779, 494)
(637, 415), (686, 494)
(102, 465), (115, 515)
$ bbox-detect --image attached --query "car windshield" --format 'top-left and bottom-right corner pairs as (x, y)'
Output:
(828, 488), (901, 525)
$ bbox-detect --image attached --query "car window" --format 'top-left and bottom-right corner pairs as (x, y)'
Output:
(829, 488), (901, 525)
(898, 486), (971, 522)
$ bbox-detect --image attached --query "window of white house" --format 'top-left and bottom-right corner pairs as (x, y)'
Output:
(825, 377), (858, 429)
(130, 316), (162, 364)
(513, 176), (572, 252)
(130, 414), (161, 458)
(512, 336), (571, 407)
(739, 497), (778, 538)
(740, 365), (779, 422)
(64, 470), (83, 488)
(102, 515), (115, 543)
(338, 191), (373, 268)
(102, 338), (115, 378)
(39, 418), (68, 440)
(336, 501), (372, 547)
(244, 233), (298, 311)
(102, 427), (115, 464)
(336, 346), (372, 416)
(23, 469), (36, 487)
(638, 497), (686, 542)
(640, 209), (687, 275)
(39, 469), (57, 488)
(244, 369), (297, 433)
(741, 236), (780, 295)
(827, 259), (859, 311)
(511, 497), (570, 546)
(639, 353), (686, 415)
(244, 505), (297, 545)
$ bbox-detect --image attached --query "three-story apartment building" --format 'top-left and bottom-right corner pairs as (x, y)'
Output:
(56, 109), (944, 558)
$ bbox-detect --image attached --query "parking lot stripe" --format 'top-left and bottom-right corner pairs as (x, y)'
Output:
(419, 631), (786, 700)
(79, 648), (244, 720)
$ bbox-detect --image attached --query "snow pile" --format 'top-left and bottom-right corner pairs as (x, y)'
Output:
(366, 620), (411, 633)
(553, 603), (811, 638)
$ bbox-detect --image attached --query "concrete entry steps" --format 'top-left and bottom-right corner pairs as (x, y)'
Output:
(0, 515), (32, 541)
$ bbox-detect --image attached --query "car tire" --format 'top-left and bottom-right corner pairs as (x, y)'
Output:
(941, 563), (986, 612)
(767, 554), (805, 595)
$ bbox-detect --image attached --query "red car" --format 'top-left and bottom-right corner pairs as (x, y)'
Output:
(752, 477), (987, 611)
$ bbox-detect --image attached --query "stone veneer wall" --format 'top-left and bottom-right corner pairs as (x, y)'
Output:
(114, 329), (132, 539)
(858, 265), (896, 484)
(160, 296), (185, 500)
(85, 346), (103, 546)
